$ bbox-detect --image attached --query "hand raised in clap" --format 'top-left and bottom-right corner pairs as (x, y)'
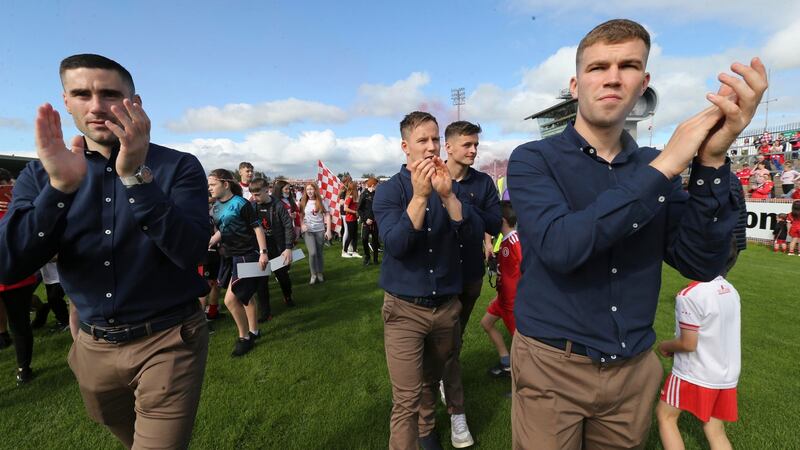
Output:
(106, 98), (151, 177)
(35, 103), (87, 194)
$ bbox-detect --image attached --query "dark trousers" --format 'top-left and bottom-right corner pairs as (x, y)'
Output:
(256, 266), (293, 317)
(42, 282), (70, 324)
(362, 223), (380, 262)
(343, 220), (358, 253)
(0, 282), (37, 369)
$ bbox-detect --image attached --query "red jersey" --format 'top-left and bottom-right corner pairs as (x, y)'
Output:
(344, 196), (357, 222)
(749, 181), (773, 199)
(792, 190), (800, 200)
(0, 197), (38, 291)
(496, 230), (522, 309)
(735, 168), (751, 186)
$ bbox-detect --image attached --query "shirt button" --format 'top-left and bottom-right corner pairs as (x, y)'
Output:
(105, 197), (111, 203)
(696, 179), (705, 186)
(611, 355), (617, 360)
(658, 196), (665, 203)
(589, 148), (595, 154)
(632, 223), (638, 229)
(429, 249), (433, 253)
(427, 227), (431, 232)
(108, 318), (115, 324)
(611, 306), (618, 312)
(600, 357), (606, 363)
(621, 342), (626, 349)
(57, 202), (65, 208)
(432, 291), (436, 295)
(129, 198), (135, 204)
(611, 268), (618, 274)
(713, 217), (718, 222)
(459, 259), (463, 263)
(429, 269), (434, 273)
(425, 207), (429, 212)
(608, 165), (612, 171)
(105, 229), (111, 235)
(105, 292), (112, 298)
(104, 261), (111, 267)
(459, 244), (463, 248)
(713, 178), (721, 184)
(142, 226), (149, 231)
(37, 231), (45, 237)
(106, 167), (113, 173)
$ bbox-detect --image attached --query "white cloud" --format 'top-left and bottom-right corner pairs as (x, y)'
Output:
(762, 24), (800, 70)
(354, 72), (433, 117)
(165, 98), (348, 132)
(0, 117), (28, 130)
(170, 129), (404, 179)
(170, 129), (526, 180)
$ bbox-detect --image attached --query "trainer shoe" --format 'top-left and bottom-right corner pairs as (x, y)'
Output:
(16, 367), (33, 386)
(248, 330), (261, 341)
(349, 252), (362, 258)
(316, 273), (325, 283)
(363, 257), (370, 266)
(309, 275), (317, 285)
(341, 251), (352, 258)
(231, 337), (253, 357)
(487, 362), (511, 378)
(283, 297), (296, 308)
(450, 413), (475, 448)
(418, 432), (444, 450)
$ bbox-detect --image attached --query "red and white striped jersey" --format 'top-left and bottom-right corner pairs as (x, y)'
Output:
(672, 276), (741, 389)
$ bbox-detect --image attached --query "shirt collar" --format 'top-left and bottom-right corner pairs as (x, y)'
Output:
(561, 121), (640, 165)
(502, 230), (518, 242)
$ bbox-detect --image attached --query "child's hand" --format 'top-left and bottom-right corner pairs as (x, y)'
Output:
(657, 342), (674, 358)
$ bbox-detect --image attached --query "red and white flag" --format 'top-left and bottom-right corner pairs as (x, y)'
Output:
(317, 160), (344, 234)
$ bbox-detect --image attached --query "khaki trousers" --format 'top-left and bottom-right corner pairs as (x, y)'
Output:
(383, 292), (461, 450)
(441, 278), (483, 414)
(511, 333), (663, 450)
(68, 308), (209, 450)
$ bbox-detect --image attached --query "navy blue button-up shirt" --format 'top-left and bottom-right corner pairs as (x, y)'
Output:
(453, 167), (502, 282)
(507, 122), (737, 361)
(0, 143), (210, 326)
(374, 165), (483, 298)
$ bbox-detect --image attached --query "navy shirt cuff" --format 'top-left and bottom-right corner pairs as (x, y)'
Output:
(688, 158), (731, 199)
(123, 181), (168, 228)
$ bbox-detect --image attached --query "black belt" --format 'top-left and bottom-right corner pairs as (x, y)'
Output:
(533, 337), (589, 357)
(389, 292), (452, 308)
(80, 302), (199, 343)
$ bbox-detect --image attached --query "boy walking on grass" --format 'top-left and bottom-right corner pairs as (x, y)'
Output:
(656, 242), (741, 450)
(479, 201), (521, 377)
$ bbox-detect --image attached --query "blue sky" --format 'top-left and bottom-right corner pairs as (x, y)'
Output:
(2, 0), (798, 178)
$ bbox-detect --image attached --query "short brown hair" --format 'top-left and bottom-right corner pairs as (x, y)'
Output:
(445, 121), (482, 141)
(365, 177), (378, 187)
(576, 19), (650, 67)
(400, 111), (438, 140)
(238, 161), (253, 170)
(60, 54), (135, 95)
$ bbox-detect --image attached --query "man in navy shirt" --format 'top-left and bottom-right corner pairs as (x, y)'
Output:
(507, 20), (767, 449)
(440, 120), (501, 448)
(374, 111), (482, 450)
(0, 54), (210, 449)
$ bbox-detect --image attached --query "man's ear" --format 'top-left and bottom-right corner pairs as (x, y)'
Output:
(569, 76), (578, 99)
(133, 94), (142, 106)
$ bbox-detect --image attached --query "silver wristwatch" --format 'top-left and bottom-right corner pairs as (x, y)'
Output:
(119, 165), (153, 187)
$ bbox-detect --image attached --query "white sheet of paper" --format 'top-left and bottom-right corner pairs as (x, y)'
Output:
(236, 249), (306, 279)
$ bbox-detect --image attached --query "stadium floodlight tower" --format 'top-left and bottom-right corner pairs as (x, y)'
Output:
(451, 87), (465, 121)
(525, 87), (659, 140)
